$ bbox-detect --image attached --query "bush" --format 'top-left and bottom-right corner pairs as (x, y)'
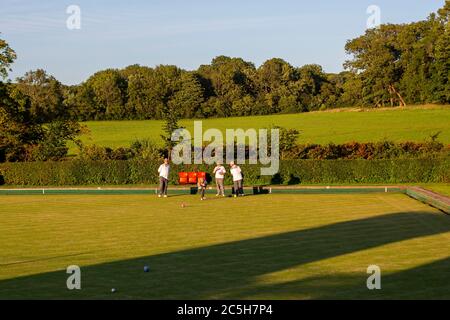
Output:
(0, 158), (448, 186)
(285, 141), (448, 160)
(77, 140), (163, 161)
(130, 139), (162, 160)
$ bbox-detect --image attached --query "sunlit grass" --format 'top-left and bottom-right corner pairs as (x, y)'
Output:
(70, 105), (450, 154)
(1, 193), (449, 299)
(423, 184), (450, 197)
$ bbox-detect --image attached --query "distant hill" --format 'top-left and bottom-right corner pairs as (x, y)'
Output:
(72, 105), (450, 154)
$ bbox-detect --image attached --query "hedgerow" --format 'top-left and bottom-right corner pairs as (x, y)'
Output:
(0, 157), (448, 186)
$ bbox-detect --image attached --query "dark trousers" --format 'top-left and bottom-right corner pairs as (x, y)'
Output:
(233, 179), (243, 195)
(159, 177), (168, 195)
(200, 187), (206, 198)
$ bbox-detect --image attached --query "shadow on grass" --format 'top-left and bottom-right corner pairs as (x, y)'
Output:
(221, 256), (450, 300)
(0, 211), (449, 299)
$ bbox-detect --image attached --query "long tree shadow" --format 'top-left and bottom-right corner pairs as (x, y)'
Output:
(221, 256), (450, 300)
(1, 211), (449, 299)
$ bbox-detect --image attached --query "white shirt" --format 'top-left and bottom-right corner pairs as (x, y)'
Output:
(230, 166), (243, 181)
(158, 164), (170, 180)
(213, 165), (226, 179)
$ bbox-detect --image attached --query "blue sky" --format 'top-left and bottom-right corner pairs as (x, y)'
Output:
(1, 0), (445, 85)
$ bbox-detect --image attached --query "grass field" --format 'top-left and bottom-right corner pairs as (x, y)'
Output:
(424, 184), (450, 197)
(1, 193), (450, 299)
(74, 106), (450, 153)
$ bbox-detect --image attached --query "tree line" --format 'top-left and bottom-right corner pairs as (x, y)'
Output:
(0, 2), (449, 162)
(2, 2), (450, 123)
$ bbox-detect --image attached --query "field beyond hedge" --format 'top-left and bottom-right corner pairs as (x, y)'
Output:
(75, 106), (450, 153)
(1, 193), (449, 299)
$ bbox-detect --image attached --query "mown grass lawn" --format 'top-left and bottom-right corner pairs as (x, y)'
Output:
(1, 193), (449, 299)
(72, 106), (450, 153)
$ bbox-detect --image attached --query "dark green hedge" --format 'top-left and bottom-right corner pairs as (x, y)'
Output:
(0, 158), (448, 186)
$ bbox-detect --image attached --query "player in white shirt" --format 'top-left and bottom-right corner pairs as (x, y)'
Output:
(213, 162), (226, 196)
(229, 161), (244, 197)
(157, 158), (170, 198)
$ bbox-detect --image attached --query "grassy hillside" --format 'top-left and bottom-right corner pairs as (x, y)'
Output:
(74, 106), (450, 153)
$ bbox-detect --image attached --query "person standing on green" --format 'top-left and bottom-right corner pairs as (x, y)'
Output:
(230, 161), (244, 197)
(157, 158), (170, 198)
(213, 162), (226, 197)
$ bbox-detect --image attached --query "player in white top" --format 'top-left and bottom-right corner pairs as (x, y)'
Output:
(229, 161), (244, 197)
(157, 158), (170, 197)
(213, 162), (226, 196)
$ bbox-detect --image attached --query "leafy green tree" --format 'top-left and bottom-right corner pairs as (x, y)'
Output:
(63, 83), (97, 120)
(168, 72), (204, 118)
(266, 126), (301, 160)
(0, 103), (43, 162)
(160, 101), (182, 157)
(32, 121), (84, 161)
(151, 65), (183, 119)
(431, 3), (450, 103)
(124, 66), (157, 119)
(10, 69), (65, 122)
(257, 58), (295, 93)
(0, 35), (16, 79)
(86, 69), (128, 119)
(198, 56), (256, 117)
(338, 71), (363, 107)
(295, 64), (328, 111)
(344, 1), (449, 108)
(0, 40), (36, 161)
(0, 40), (83, 162)
(345, 24), (406, 107)
(231, 95), (255, 116)
(256, 58), (296, 113)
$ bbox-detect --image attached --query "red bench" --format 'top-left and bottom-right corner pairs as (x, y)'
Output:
(178, 172), (206, 185)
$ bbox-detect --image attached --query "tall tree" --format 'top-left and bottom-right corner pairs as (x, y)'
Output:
(256, 58), (296, 113)
(432, 2), (450, 103)
(169, 72), (205, 119)
(160, 99), (182, 158)
(10, 69), (65, 123)
(151, 65), (183, 119)
(295, 64), (328, 111)
(0, 35), (16, 80)
(86, 69), (128, 120)
(345, 24), (406, 107)
(0, 41), (81, 162)
(63, 83), (97, 121)
(198, 56), (256, 117)
(124, 66), (157, 119)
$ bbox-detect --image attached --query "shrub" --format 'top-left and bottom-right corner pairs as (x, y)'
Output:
(130, 139), (162, 160)
(79, 145), (113, 161)
(286, 141), (448, 160)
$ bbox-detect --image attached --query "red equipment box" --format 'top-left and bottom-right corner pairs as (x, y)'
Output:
(178, 172), (206, 185)
(178, 172), (188, 185)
